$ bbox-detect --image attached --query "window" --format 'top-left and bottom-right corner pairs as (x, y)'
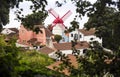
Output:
(74, 33), (78, 40)
(71, 34), (73, 37)
(83, 49), (87, 54)
(79, 35), (82, 38)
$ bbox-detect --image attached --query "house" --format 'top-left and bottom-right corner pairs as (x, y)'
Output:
(17, 25), (52, 48)
(1, 28), (19, 42)
(69, 28), (102, 44)
(39, 46), (56, 58)
(1, 28), (18, 35)
(38, 41), (89, 60)
(46, 54), (78, 76)
(53, 41), (89, 56)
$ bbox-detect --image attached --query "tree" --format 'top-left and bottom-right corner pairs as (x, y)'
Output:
(0, 0), (47, 32)
(84, 7), (120, 51)
(68, 20), (79, 32)
(16, 50), (59, 77)
(70, 0), (120, 51)
(0, 35), (19, 77)
(54, 35), (62, 43)
(21, 11), (48, 33)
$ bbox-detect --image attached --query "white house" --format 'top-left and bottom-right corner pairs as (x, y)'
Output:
(53, 41), (89, 56)
(38, 41), (89, 59)
(1, 28), (18, 35)
(38, 46), (57, 59)
(69, 28), (102, 44)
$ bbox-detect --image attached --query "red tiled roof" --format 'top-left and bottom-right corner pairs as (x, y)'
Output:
(2, 28), (18, 33)
(9, 28), (19, 33)
(46, 54), (78, 76)
(79, 28), (95, 36)
(68, 54), (78, 69)
(6, 33), (19, 39)
(27, 38), (37, 43)
(53, 41), (89, 50)
(39, 46), (54, 54)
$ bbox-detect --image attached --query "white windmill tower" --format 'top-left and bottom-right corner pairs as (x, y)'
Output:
(48, 8), (72, 36)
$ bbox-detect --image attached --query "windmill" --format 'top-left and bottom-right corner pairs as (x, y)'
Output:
(48, 8), (72, 35)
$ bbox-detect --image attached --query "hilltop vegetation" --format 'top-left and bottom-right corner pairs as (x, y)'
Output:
(0, 35), (61, 77)
(16, 50), (55, 77)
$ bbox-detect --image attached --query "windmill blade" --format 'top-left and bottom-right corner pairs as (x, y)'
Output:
(48, 8), (59, 18)
(61, 10), (72, 21)
(61, 23), (66, 28)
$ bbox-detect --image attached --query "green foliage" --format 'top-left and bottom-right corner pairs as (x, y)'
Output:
(71, 0), (120, 51)
(16, 50), (56, 76)
(0, 0), (47, 32)
(84, 7), (120, 51)
(0, 35), (7, 46)
(0, 35), (19, 77)
(69, 41), (120, 77)
(54, 35), (62, 43)
(21, 11), (48, 33)
(68, 20), (79, 32)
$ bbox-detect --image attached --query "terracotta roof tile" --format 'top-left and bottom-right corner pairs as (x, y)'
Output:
(6, 33), (19, 39)
(39, 46), (54, 54)
(67, 54), (78, 69)
(27, 38), (41, 45)
(53, 41), (89, 50)
(27, 38), (37, 43)
(79, 28), (95, 36)
(46, 54), (78, 76)
(9, 28), (19, 33)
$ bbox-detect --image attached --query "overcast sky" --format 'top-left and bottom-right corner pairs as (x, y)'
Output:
(4, 0), (96, 29)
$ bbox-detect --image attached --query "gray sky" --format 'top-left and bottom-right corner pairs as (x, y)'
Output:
(4, 0), (96, 28)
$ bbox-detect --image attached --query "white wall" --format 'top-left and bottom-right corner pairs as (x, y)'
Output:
(61, 50), (73, 56)
(16, 43), (29, 47)
(52, 24), (65, 36)
(83, 35), (102, 44)
(61, 49), (85, 56)
(48, 49), (86, 60)
(69, 29), (83, 42)
(69, 30), (102, 44)
(48, 51), (58, 59)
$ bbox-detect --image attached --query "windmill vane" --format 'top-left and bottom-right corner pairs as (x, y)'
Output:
(48, 8), (72, 29)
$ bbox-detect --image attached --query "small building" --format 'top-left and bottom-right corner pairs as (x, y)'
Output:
(1, 28), (18, 35)
(69, 28), (102, 44)
(38, 41), (89, 60)
(39, 46), (56, 58)
(17, 25), (52, 48)
(53, 41), (89, 56)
